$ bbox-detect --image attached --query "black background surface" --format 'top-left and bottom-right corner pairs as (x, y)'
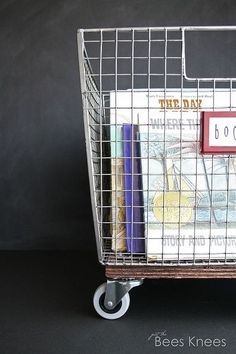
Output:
(1, 0), (236, 250)
(0, 251), (236, 354)
(1, 2), (236, 354)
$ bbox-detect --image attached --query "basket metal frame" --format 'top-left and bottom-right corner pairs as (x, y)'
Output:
(77, 26), (236, 269)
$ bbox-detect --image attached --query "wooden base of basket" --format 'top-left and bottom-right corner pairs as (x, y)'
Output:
(105, 265), (236, 279)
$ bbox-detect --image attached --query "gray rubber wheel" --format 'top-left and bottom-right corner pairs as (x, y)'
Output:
(93, 283), (130, 320)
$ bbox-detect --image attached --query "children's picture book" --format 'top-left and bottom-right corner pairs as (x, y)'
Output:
(122, 124), (145, 253)
(110, 89), (236, 261)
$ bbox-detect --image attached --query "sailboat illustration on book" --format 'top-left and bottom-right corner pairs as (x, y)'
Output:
(153, 156), (203, 228)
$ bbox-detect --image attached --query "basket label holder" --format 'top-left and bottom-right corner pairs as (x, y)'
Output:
(201, 111), (236, 154)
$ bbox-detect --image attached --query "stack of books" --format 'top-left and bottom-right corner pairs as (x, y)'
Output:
(110, 89), (236, 261)
(110, 123), (145, 254)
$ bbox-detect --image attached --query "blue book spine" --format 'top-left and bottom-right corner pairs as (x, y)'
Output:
(122, 124), (145, 253)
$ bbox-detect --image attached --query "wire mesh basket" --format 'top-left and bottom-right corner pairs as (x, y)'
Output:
(78, 26), (236, 319)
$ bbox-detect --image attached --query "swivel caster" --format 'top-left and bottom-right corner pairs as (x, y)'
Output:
(93, 279), (143, 320)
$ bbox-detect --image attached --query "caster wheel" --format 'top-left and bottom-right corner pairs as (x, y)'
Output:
(93, 283), (130, 320)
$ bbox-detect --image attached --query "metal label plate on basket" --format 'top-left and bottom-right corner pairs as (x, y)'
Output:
(201, 111), (236, 154)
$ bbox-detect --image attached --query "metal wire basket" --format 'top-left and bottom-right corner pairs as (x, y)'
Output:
(77, 26), (236, 319)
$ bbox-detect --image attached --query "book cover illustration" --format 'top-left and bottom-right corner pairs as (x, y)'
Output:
(140, 131), (236, 260)
(122, 124), (145, 253)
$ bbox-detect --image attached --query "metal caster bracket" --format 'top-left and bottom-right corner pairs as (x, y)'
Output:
(104, 279), (144, 310)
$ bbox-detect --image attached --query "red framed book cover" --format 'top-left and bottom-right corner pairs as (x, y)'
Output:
(201, 111), (236, 154)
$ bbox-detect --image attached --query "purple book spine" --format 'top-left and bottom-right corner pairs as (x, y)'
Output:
(122, 124), (145, 253)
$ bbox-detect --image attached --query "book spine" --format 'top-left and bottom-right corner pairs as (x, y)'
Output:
(110, 126), (126, 252)
(123, 124), (145, 253)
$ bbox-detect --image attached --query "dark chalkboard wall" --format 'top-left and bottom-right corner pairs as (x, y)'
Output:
(1, 0), (236, 249)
